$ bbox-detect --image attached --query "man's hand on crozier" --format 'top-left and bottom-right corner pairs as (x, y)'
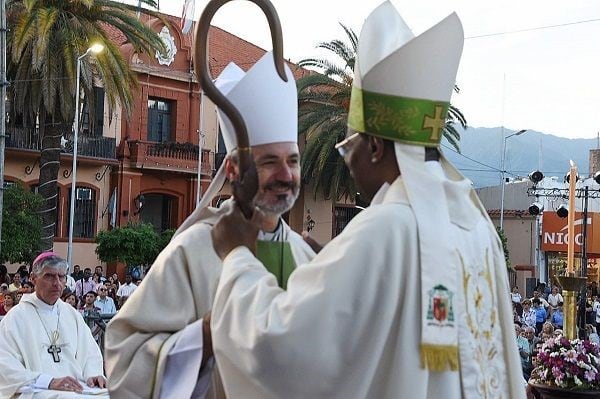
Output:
(211, 204), (262, 260)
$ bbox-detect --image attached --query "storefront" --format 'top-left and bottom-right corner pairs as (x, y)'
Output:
(541, 211), (600, 286)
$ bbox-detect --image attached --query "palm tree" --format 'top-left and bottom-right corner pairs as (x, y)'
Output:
(7, 0), (166, 250)
(297, 24), (467, 201)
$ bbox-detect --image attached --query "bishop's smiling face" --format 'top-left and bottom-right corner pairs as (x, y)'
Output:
(251, 142), (301, 216)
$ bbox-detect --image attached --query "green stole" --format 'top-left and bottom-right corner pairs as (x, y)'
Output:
(256, 240), (295, 289)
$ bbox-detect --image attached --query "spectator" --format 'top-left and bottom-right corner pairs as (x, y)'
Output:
(0, 265), (10, 285)
(116, 274), (137, 308)
(92, 272), (101, 287)
(105, 276), (118, 304)
(65, 272), (76, 293)
(0, 293), (15, 315)
(0, 283), (8, 300)
(533, 298), (547, 334)
(553, 329), (563, 338)
(529, 290), (549, 310)
(587, 324), (600, 344)
(75, 268), (95, 301)
(81, 291), (100, 313)
(590, 281), (599, 298)
(62, 292), (78, 309)
(551, 302), (564, 329)
(20, 281), (34, 294)
(547, 286), (563, 316)
(8, 273), (22, 292)
(14, 292), (23, 305)
(515, 325), (531, 379)
(95, 266), (107, 284)
(16, 265), (29, 283)
(540, 322), (554, 341)
(521, 299), (536, 329)
(94, 285), (116, 314)
(71, 264), (84, 281)
(586, 293), (596, 326)
(511, 286), (522, 304)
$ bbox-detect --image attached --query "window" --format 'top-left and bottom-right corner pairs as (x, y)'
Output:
(214, 126), (227, 172)
(147, 98), (172, 142)
(94, 87), (105, 137)
(81, 87), (105, 137)
(67, 187), (97, 238)
(333, 206), (362, 237)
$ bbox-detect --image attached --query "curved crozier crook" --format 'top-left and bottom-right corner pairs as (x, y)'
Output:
(194, 0), (288, 218)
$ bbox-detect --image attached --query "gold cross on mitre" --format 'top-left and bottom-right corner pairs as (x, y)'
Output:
(422, 105), (446, 141)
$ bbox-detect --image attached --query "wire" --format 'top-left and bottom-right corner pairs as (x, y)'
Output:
(466, 17), (600, 39)
(441, 143), (505, 174)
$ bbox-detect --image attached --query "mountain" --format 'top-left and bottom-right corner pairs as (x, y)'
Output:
(443, 127), (599, 188)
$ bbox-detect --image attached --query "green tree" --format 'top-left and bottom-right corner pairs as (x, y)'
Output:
(496, 226), (511, 269)
(7, 0), (166, 250)
(0, 183), (43, 264)
(95, 222), (160, 268)
(297, 24), (467, 201)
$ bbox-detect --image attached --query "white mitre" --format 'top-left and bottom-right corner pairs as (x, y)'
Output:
(174, 51), (297, 237)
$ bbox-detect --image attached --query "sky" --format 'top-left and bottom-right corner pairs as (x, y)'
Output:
(133, 0), (600, 140)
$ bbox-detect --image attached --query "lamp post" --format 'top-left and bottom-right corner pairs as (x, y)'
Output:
(499, 129), (527, 230)
(67, 43), (104, 269)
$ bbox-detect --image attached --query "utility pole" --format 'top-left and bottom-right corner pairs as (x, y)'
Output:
(0, 0), (8, 257)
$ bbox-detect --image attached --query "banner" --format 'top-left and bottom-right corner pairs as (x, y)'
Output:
(181, 0), (195, 34)
(541, 211), (600, 254)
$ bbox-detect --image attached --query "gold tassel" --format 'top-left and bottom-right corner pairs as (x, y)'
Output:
(420, 344), (459, 372)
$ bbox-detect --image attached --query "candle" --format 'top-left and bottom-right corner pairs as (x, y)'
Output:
(566, 161), (577, 275)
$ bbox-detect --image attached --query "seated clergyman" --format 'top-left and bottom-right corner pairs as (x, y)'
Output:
(0, 252), (107, 397)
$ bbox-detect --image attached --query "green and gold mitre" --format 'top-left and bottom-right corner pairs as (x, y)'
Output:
(348, 88), (449, 147)
(347, 1), (462, 148)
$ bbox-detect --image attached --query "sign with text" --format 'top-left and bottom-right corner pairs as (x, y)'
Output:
(541, 211), (600, 254)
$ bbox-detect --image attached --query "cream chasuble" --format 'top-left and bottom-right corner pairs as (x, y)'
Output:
(105, 200), (315, 399)
(211, 177), (525, 399)
(0, 294), (105, 398)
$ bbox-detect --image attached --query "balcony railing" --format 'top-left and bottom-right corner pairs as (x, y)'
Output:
(6, 127), (116, 159)
(128, 140), (212, 175)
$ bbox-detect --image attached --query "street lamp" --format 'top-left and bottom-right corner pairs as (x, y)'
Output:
(67, 43), (104, 269)
(499, 129), (527, 230)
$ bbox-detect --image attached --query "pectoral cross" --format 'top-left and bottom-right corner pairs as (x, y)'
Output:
(422, 105), (446, 141)
(47, 344), (61, 363)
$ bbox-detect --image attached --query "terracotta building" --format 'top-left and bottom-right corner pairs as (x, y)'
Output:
(4, 13), (354, 274)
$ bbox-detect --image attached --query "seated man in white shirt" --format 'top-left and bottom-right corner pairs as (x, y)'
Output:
(0, 252), (107, 398)
(94, 284), (116, 314)
(116, 274), (137, 308)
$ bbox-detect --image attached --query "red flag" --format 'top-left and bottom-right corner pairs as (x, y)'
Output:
(181, 0), (195, 34)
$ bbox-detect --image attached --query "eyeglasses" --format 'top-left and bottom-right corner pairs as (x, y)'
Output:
(334, 132), (361, 157)
(99, 288), (107, 291)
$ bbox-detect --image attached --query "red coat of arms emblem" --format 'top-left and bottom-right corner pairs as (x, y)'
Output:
(427, 284), (455, 326)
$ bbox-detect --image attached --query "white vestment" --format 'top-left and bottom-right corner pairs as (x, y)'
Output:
(0, 294), (106, 399)
(211, 177), (525, 399)
(105, 201), (315, 399)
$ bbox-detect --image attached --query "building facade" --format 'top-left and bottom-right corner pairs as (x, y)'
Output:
(476, 151), (600, 296)
(3, 14), (355, 274)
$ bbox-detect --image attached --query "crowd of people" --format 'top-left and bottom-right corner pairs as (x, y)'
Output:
(511, 282), (600, 380)
(0, 263), (140, 318)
